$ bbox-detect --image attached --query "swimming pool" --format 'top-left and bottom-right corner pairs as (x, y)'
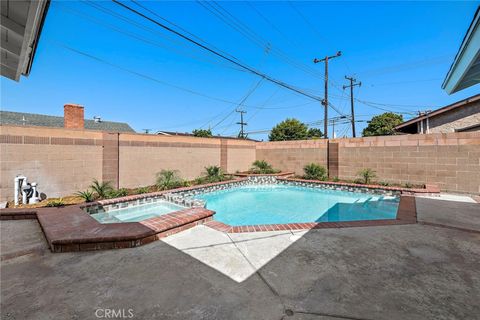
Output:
(194, 184), (399, 226)
(91, 201), (186, 223)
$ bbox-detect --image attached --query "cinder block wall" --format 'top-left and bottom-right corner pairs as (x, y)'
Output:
(1, 126), (479, 202)
(256, 140), (328, 175)
(0, 126), (103, 201)
(225, 139), (257, 174)
(0, 126), (256, 201)
(335, 133), (480, 194)
(118, 134), (223, 189)
(256, 133), (480, 194)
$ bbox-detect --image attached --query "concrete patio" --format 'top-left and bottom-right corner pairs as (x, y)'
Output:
(1, 197), (479, 320)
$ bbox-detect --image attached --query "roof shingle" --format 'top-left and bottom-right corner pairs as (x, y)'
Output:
(0, 111), (135, 133)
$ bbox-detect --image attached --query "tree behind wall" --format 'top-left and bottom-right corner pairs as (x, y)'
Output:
(270, 118), (324, 141)
(307, 128), (323, 139)
(192, 128), (213, 138)
(362, 112), (404, 137)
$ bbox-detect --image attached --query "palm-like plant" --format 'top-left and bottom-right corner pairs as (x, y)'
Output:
(251, 160), (278, 174)
(303, 163), (327, 181)
(136, 186), (150, 194)
(204, 165), (225, 183)
(156, 170), (184, 190)
(89, 179), (113, 199)
(357, 168), (377, 184)
(76, 190), (95, 202)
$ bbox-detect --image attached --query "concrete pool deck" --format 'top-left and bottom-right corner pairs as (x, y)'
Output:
(1, 197), (479, 319)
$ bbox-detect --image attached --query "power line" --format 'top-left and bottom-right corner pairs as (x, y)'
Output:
(196, 1), (328, 82)
(60, 2), (240, 71)
(112, 0), (328, 104)
(245, 2), (299, 47)
(210, 77), (264, 131)
(130, 0), (239, 62)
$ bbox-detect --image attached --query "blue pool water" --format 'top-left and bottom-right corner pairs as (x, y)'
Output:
(195, 184), (399, 226)
(91, 201), (185, 223)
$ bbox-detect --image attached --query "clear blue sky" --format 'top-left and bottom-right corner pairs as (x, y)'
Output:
(2, 1), (479, 140)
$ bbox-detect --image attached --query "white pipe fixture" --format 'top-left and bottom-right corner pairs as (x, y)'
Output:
(14, 175), (27, 206)
(14, 175), (40, 205)
(30, 182), (40, 204)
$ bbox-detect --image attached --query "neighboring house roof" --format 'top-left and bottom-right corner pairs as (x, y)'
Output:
(0, 111), (135, 132)
(1, 0), (50, 81)
(156, 130), (258, 141)
(442, 6), (480, 94)
(395, 94), (480, 131)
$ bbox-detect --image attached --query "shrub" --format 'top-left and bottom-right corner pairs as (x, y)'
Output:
(303, 163), (327, 181)
(357, 168), (377, 184)
(250, 160), (279, 174)
(45, 198), (65, 207)
(332, 176), (340, 182)
(195, 166), (229, 184)
(204, 165), (225, 183)
(156, 170), (184, 190)
(106, 188), (128, 199)
(379, 181), (390, 187)
(136, 186), (150, 194)
(90, 179), (113, 199)
(404, 182), (413, 188)
(76, 190), (95, 202)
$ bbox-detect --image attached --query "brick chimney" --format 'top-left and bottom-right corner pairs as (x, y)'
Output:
(64, 104), (84, 129)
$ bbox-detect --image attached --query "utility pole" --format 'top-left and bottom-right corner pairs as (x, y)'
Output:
(343, 76), (361, 137)
(313, 51), (342, 139)
(236, 109), (247, 139)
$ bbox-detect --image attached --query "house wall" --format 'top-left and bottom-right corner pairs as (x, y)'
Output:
(427, 101), (480, 133)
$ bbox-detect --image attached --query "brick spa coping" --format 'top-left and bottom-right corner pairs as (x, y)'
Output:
(0, 204), (214, 253)
(0, 177), (430, 252)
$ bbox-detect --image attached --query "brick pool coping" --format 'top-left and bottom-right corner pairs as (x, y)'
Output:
(204, 195), (417, 233)
(0, 177), (429, 252)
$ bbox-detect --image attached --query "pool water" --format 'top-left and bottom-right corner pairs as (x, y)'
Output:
(91, 201), (186, 223)
(195, 184), (399, 226)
